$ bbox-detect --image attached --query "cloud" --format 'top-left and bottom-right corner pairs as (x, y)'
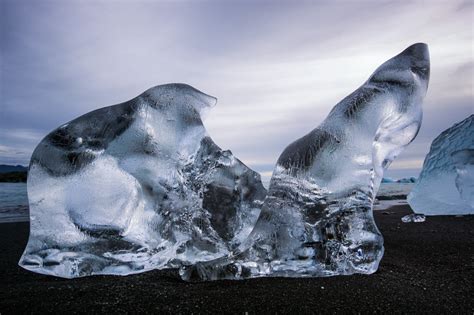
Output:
(1, 0), (472, 180)
(0, 128), (44, 165)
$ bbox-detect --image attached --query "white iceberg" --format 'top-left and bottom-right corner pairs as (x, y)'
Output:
(408, 115), (474, 215)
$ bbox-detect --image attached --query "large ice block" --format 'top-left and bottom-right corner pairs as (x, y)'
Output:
(408, 115), (474, 215)
(19, 84), (267, 278)
(181, 43), (430, 281)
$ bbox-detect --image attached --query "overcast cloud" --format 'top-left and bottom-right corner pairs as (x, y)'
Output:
(1, 0), (473, 182)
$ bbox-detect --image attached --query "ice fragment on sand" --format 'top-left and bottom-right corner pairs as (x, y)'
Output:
(181, 43), (430, 281)
(19, 84), (267, 278)
(401, 214), (426, 223)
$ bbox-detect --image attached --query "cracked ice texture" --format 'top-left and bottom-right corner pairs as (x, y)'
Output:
(408, 115), (474, 215)
(181, 43), (430, 281)
(19, 84), (267, 278)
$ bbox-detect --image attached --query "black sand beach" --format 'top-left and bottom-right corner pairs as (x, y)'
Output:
(1, 205), (473, 313)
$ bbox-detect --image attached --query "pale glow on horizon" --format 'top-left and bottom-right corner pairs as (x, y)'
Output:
(390, 159), (425, 170)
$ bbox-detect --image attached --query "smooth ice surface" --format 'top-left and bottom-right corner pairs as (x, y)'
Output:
(401, 214), (426, 223)
(408, 115), (474, 215)
(19, 84), (266, 278)
(181, 43), (430, 281)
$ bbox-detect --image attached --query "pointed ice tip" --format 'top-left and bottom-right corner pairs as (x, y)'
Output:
(204, 94), (218, 108)
(400, 43), (429, 61)
(182, 84), (217, 108)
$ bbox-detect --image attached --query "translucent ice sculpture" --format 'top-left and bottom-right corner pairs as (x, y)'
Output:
(181, 43), (430, 281)
(19, 84), (266, 278)
(408, 115), (474, 215)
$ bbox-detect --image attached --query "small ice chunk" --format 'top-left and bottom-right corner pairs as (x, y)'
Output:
(401, 214), (426, 223)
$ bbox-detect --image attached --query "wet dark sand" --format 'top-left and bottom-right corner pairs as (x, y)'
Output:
(1, 205), (473, 313)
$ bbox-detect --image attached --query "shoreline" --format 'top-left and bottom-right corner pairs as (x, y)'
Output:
(0, 199), (413, 224)
(1, 205), (473, 313)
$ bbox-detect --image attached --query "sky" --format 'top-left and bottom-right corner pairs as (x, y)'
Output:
(1, 0), (473, 184)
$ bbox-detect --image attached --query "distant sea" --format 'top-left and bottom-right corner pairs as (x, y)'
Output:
(0, 183), (29, 223)
(0, 182), (414, 223)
